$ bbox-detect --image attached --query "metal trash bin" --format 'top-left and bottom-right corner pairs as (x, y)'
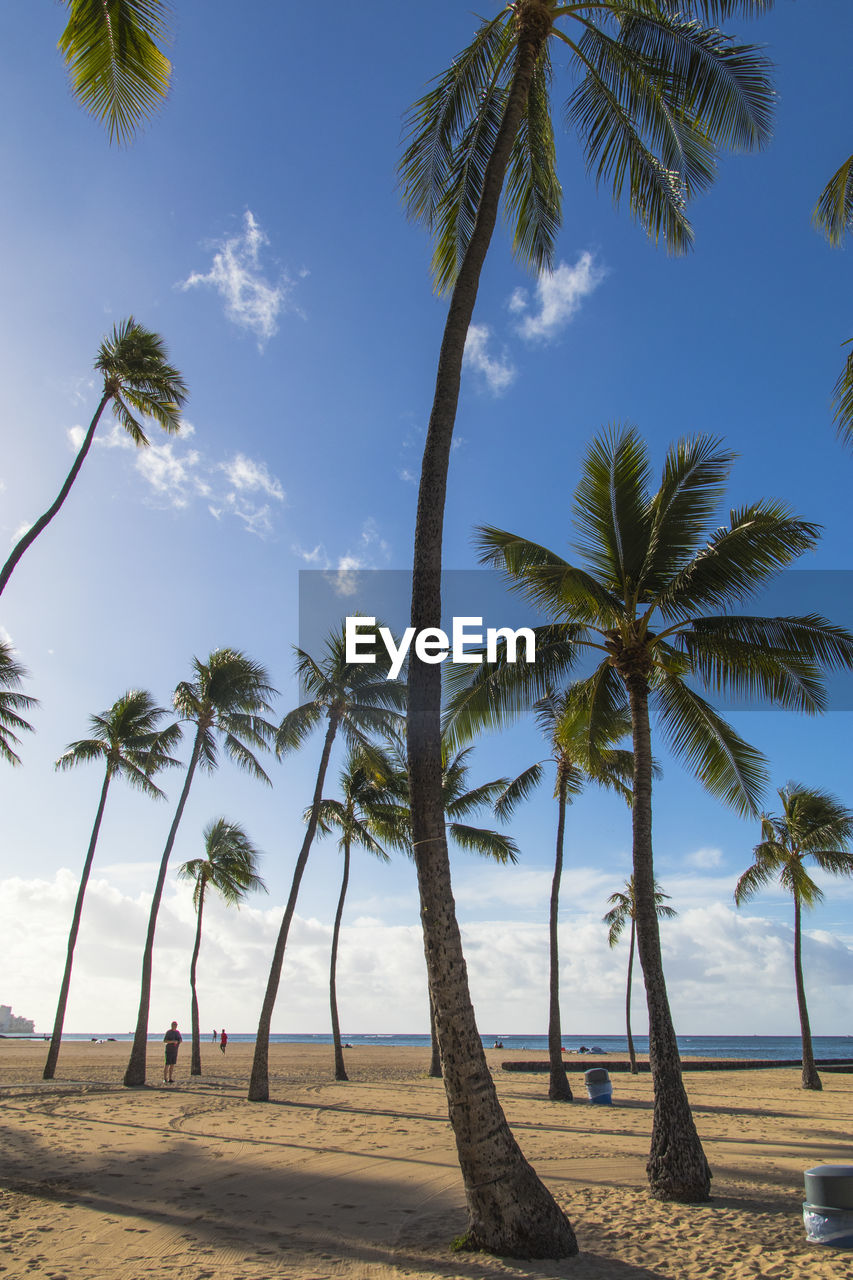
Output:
(584, 1067), (612, 1105)
(803, 1165), (853, 1248)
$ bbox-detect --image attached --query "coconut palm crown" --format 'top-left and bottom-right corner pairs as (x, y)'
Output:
(0, 642), (38, 765)
(0, 319), (187, 598)
(477, 425), (853, 1202)
(734, 784), (853, 1091)
(59, 0), (173, 143)
(604, 876), (676, 1074)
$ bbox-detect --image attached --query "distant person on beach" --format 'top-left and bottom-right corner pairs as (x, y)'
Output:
(163, 1022), (182, 1084)
(219, 1028), (228, 1054)
(212, 1029), (218, 1043)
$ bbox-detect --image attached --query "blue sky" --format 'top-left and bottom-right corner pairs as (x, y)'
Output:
(1, 1), (852, 1038)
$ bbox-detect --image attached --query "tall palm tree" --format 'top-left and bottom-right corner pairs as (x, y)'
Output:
(493, 687), (634, 1101)
(248, 624), (406, 1102)
(0, 319), (187, 599)
(813, 156), (853, 446)
(178, 818), (267, 1077)
(477, 425), (853, 1200)
(124, 649), (276, 1087)
(370, 735), (521, 1079)
(604, 876), (676, 1074)
(58, 1), (173, 143)
(314, 754), (393, 1081)
(0, 642), (38, 765)
(43, 690), (180, 1080)
(399, 2), (773, 1254)
(734, 784), (853, 1091)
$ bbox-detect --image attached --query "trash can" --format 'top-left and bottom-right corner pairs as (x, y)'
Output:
(584, 1067), (612, 1105)
(803, 1165), (853, 1248)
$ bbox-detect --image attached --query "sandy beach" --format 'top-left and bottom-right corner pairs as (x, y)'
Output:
(0, 1040), (850, 1279)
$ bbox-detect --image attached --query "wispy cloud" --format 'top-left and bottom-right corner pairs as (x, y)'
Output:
(509, 252), (605, 341)
(463, 324), (516, 395)
(179, 211), (300, 348)
(294, 518), (391, 596)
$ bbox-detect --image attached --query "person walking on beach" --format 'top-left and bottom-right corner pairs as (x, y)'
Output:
(163, 1021), (182, 1084)
(212, 1029), (218, 1043)
(219, 1028), (228, 1054)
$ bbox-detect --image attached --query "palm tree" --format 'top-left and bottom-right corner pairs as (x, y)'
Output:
(58, 0), (172, 143)
(247, 623), (406, 1103)
(124, 649), (276, 1087)
(734, 784), (853, 1091)
(477, 425), (853, 1200)
(178, 818), (266, 1077)
(370, 735), (521, 1078)
(399, 1), (773, 1253)
(813, 156), (853, 446)
(604, 877), (676, 1074)
(494, 688), (634, 1101)
(0, 642), (38, 765)
(0, 319), (186, 599)
(43, 690), (180, 1080)
(314, 754), (393, 1081)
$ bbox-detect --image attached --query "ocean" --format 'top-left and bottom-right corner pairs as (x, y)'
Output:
(44, 1032), (853, 1059)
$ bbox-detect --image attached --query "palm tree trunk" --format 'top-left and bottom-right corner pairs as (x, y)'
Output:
(248, 713), (340, 1101)
(329, 837), (350, 1082)
(124, 730), (204, 1087)
(626, 917), (638, 1074)
(548, 771), (572, 1101)
(428, 989), (442, 1078)
(793, 894), (821, 1090)
(189, 884), (206, 1076)
(43, 766), (112, 1080)
(627, 676), (711, 1201)
(0, 391), (111, 598)
(407, 4), (575, 1258)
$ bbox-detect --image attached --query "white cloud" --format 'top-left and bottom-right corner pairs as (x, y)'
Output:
(220, 453), (284, 501)
(683, 847), (725, 870)
(511, 252), (605, 341)
(10, 522), (32, 544)
(135, 442), (205, 509)
(463, 324), (516, 395)
(295, 519), (392, 596)
(4, 869), (851, 1036)
(179, 211), (299, 348)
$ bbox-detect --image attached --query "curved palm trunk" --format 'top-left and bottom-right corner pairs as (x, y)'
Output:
(626, 917), (638, 1074)
(548, 771), (572, 1101)
(329, 837), (350, 1082)
(189, 884), (206, 1076)
(248, 713), (339, 1101)
(428, 989), (442, 1078)
(627, 677), (710, 1201)
(124, 730), (204, 1086)
(43, 767), (112, 1080)
(793, 895), (821, 1091)
(0, 391), (111, 598)
(407, 3), (575, 1257)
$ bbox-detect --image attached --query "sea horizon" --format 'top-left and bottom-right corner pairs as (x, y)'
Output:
(14, 1032), (853, 1060)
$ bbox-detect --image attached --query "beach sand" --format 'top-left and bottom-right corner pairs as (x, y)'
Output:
(0, 1040), (850, 1279)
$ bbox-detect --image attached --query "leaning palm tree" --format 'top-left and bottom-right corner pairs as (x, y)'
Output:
(314, 754), (393, 1081)
(399, 1), (773, 1253)
(179, 818), (266, 1076)
(478, 425), (853, 1200)
(370, 735), (521, 1079)
(0, 319), (186, 598)
(248, 623), (406, 1102)
(604, 877), (676, 1074)
(0, 642), (38, 765)
(734, 784), (853, 1091)
(813, 156), (853, 446)
(58, 0), (172, 143)
(43, 690), (180, 1080)
(124, 649), (276, 1086)
(492, 687), (634, 1101)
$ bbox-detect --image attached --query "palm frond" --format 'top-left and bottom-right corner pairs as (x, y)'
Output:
(573, 424), (652, 596)
(814, 153), (853, 247)
(447, 822), (519, 864)
(641, 435), (733, 593)
(494, 763), (546, 820)
(831, 340), (853, 448)
(504, 47), (561, 274)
